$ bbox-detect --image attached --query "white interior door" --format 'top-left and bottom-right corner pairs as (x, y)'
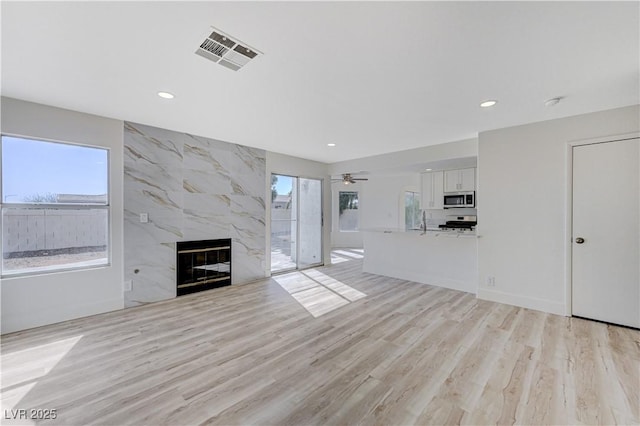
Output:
(572, 138), (639, 328)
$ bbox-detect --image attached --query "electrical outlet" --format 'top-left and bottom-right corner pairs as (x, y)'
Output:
(140, 213), (149, 223)
(487, 276), (496, 287)
(124, 280), (132, 292)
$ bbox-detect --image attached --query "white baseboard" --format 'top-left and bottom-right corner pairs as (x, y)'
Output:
(363, 264), (476, 294)
(477, 288), (566, 316)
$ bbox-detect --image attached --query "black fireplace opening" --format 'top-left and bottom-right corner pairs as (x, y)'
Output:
(177, 239), (231, 296)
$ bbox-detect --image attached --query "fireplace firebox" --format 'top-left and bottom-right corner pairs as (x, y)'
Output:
(176, 239), (231, 296)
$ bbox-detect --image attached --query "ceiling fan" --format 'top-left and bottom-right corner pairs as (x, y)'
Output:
(331, 173), (369, 185)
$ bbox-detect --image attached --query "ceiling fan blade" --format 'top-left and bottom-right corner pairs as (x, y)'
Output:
(330, 173), (369, 184)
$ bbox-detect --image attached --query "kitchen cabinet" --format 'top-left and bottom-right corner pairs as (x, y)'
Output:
(444, 168), (476, 192)
(421, 171), (444, 209)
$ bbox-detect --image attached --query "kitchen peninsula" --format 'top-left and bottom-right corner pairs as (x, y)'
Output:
(362, 228), (478, 294)
(362, 167), (478, 294)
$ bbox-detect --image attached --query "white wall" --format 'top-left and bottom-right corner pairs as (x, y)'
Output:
(1, 97), (124, 333)
(478, 105), (640, 315)
(265, 152), (331, 270)
(361, 174), (421, 230)
(329, 138), (477, 176)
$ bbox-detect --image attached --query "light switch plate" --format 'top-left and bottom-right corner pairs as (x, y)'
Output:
(124, 280), (132, 291)
(140, 213), (149, 223)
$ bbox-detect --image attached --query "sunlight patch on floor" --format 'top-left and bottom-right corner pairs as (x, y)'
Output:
(274, 270), (367, 317)
(330, 254), (350, 264)
(333, 249), (364, 259)
(1, 335), (83, 413)
(302, 269), (366, 302)
(290, 284), (349, 317)
(1, 381), (37, 421)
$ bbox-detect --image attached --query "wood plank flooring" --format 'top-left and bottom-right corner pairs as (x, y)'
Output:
(1, 249), (638, 425)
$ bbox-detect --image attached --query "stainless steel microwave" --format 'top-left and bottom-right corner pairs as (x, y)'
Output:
(443, 191), (475, 209)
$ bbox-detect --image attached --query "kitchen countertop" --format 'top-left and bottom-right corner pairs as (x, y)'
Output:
(361, 227), (477, 237)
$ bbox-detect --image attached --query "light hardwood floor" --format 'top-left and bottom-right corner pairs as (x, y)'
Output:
(1, 249), (638, 425)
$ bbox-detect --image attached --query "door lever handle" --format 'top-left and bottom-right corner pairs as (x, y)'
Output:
(575, 237), (585, 244)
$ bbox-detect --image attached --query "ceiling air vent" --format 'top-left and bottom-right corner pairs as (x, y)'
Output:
(195, 28), (261, 71)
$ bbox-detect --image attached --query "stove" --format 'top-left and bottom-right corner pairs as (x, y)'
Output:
(438, 215), (477, 231)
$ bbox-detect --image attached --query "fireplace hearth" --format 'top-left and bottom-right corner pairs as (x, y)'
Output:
(176, 239), (231, 296)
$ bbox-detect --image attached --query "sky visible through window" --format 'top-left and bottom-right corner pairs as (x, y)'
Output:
(1, 136), (108, 202)
(274, 175), (292, 195)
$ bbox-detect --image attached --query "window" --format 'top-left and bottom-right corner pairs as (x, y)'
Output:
(1, 136), (109, 276)
(339, 191), (359, 231)
(405, 191), (421, 230)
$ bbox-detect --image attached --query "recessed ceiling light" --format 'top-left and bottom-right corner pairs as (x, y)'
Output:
(327, 143), (336, 147)
(480, 100), (497, 108)
(157, 91), (175, 99)
(425, 168), (432, 171)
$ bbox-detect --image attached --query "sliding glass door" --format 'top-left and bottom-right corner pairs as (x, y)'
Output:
(270, 174), (322, 273)
(270, 174), (296, 272)
(298, 177), (323, 269)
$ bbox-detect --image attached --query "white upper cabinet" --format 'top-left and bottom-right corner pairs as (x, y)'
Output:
(444, 168), (476, 192)
(421, 171), (444, 210)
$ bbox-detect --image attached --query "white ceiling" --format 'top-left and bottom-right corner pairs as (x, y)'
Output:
(2, 2), (638, 164)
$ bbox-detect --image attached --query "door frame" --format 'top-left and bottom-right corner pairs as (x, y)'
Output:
(564, 132), (640, 316)
(269, 172), (324, 275)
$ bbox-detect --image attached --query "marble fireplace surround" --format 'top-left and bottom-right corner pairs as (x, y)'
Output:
(123, 122), (266, 308)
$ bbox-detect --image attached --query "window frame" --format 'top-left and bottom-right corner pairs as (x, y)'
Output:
(0, 133), (111, 278)
(404, 190), (421, 230)
(338, 190), (359, 232)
